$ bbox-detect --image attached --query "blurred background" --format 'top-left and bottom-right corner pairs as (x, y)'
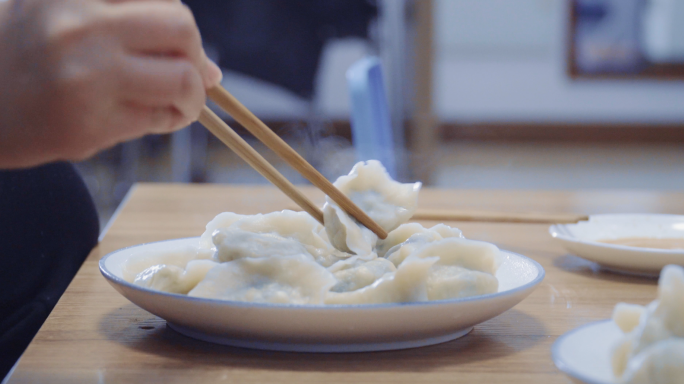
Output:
(76, 0), (684, 227)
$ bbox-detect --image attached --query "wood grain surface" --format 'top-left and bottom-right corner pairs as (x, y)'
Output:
(9, 185), (684, 384)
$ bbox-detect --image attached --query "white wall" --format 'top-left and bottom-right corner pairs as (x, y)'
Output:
(434, 0), (684, 123)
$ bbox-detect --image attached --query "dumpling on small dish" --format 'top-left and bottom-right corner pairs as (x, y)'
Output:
(133, 259), (219, 294)
(188, 254), (337, 305)
(619, 339), (684, 384)
(325, 256), (438, 305)
(323, 160), (421, 256)
(612, 303), (645, 334)
(610, 264), (684, 383)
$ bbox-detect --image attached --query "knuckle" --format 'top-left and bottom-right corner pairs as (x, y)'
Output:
(57, 62), (98, 93)
(45, 7), (98, 48)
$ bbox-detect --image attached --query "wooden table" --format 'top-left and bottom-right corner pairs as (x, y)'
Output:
(9, 184), (684, 383)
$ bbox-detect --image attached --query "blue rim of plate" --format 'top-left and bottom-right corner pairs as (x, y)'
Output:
(551, 320), (614, 384)
(549, 214), (684, 255)
(99, 237), (546, 310)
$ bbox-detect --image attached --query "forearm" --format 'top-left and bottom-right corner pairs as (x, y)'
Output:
(0, 1), (37, 168)
(0, 1), (55, 168)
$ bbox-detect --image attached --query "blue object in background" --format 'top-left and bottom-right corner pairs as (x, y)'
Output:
(346, 57), (397, 179)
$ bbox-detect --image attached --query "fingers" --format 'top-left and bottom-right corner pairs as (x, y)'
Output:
(80, 102), (189, 158)
(206, 59), (223, 88)
(117, 55), (205, 126)
(107, 3), (201, 62)
(121, 103), (188, 136)
(103, 1), (220, 88)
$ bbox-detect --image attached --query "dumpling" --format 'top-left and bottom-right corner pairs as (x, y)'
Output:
(379, 223), (464, 266)
(620, 339), (684, 384)
(613, 303), (646, 333)
(325, 256), (438, 305)
(385, 234), (437, 267)
(430, 224), (466, 239)
(133, 259), (219, 294)
(212, 228), (313, 262)
(330, 258), (397, 293)
(122, 245), (213, 283)
(398, 237), (501, 300)
(200, 212), (246, 249)
(657, 265), (684, 336)
(188, 255), (337, 305)
(376, 223), (462, 257)
(427, 265), (498, 300)
(323, 203), (378, 257)
(327, 255), (370, 273)
(225, 211), (346, 265)
(331, 160), (422, 231)
(205, 210), (349, 267)
(228, 211), (330, 252)
(323, 160), (421, 255)
(611, 265), (684, 382)
(409, 237), (500, 274)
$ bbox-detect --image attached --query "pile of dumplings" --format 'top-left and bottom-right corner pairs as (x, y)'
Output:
(124, 160), (501, 305)
(611, 264), (684, 384)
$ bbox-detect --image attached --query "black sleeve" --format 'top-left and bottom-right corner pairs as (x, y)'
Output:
(0, 162), (99, 380)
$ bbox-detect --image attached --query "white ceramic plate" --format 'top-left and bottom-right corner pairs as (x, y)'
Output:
(550, 214), (684, 276)
(100, 237), (545, 353)
(552, 320), (620, 384)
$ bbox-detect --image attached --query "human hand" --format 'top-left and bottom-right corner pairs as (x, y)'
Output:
(0, 0), (222, 168)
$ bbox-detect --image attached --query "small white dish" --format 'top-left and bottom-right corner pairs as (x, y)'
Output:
(552, 320), (620, 384)
(550, 214), (684, 276)
(100, 237), (545, 353)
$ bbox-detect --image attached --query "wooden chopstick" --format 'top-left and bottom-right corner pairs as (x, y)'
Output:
(286, 205), (588, 224)
(410, 209), (588, 224)
(207, 85), (389, 240)
(198, 106), (325, 225)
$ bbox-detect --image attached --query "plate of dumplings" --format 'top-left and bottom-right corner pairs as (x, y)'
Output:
(100, 161), (545, 352)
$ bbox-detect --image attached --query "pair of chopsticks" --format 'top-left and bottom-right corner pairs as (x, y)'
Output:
(198, 86), (389, 239)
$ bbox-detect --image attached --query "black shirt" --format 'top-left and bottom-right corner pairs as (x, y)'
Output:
(0, 162), (99, 380)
